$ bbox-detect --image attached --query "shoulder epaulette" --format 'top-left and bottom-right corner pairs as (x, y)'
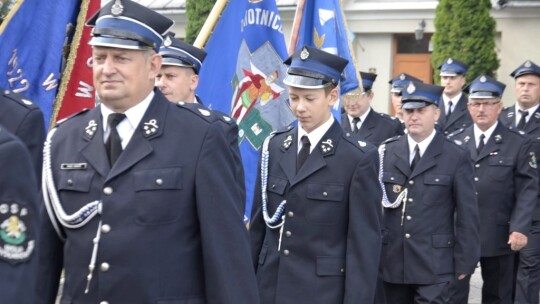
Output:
(382, 135), (401, 145)
(176, 102), (218, 123)
(212, 109), (236, 125)
(273, 124), (294, 135)
(508, 127), (527, 137)
(55, 108), (90, 127)
(342, 133), (372, 152)
(447, 128), (465, 138)
(1, 90), (39, 109)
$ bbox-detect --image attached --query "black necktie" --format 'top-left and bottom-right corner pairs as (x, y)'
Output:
(446, 100), (453, 119)
(411, 144), (421, 171)
(105, 113), (126, 166)
(477, 134), (485, 154)
(352, 117), (361, 133)
(517, 110), (529, 130)
(297, 135), (311, 172)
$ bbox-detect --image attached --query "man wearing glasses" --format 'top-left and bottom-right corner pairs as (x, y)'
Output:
(447, 75), (538, 304)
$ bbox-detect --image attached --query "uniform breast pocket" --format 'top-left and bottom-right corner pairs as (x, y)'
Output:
(382, 171), (406, 203)
(488, 156), (514, 181)
(422, 174), (452, 205)
(57, 171), (95, 193)
(133, 167), (183, 225)
(305, 182), (345, 224)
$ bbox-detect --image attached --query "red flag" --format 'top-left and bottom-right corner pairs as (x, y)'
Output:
(52, 0), (100, 124)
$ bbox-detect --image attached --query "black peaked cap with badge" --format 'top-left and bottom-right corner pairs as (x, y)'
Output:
(86, 0), (174, 52)
(283, 45), (348, 89)
(159, 33), (207, 74)
(389, 73), (423, 93)
(465, 74), (506, 99)
(511, 60), (540, 79)
(438, 57), (469, 77)
(359, 71), (377, 92)
(400, 81), (444, 109)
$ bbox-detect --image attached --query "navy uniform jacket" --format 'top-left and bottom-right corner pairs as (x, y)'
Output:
(436, 94), (472, 136)
(0, 87), (46, 182)
(36, 91), (259, 304)
(250, 121), (382, 304)
(450, 123), (538, 256)
(500, 105), (540, 221)
(341, 109), (404, 146)
(380, 133), (480, 284)
(0, 126), (39, 303)
(190, 97), (246, 213)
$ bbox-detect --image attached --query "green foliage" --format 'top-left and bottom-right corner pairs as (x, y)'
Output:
(432, 0), (499, 83)
(185, 0), (215, 44)
(0, 0), (15, 19)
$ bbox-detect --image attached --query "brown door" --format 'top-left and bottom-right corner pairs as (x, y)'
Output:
(390, 34), (433, 114)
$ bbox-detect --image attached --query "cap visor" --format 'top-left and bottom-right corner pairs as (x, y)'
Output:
(283, 74), (329, 89)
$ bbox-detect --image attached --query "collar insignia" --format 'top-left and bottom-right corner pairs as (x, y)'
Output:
(282, 135), (293, 150)
(143, 119), (159, 137)
(464, 136), (470, 143)
(507, 111), (514, 117)
(494, 134), (502, 142)
(320, 139), (334, 154)
(535, 112), (540, 119)
(84, 120), (98, 138)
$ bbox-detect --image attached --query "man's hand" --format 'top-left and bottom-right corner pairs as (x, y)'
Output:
(508, 231), (528, 251)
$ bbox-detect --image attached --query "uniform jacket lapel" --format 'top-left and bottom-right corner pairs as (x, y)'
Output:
(524, 107), (540, 134)
(409, 133), (444, 179)
(106, 91), (167, 182)
(289, 121), (341, 187)
(391, 136), (412, 177)
(80, 107), (110, 178)
(502, 106), (516, 129)
(476, 122), (504, 161)
(341, 113), (353, 133)
(445, 95), (468, 129)
(359, 110), (376, 140)
(462, 127), (478, 159)
(278, 131), (298, 183)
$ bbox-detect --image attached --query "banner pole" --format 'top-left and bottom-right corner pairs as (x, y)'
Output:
(193, 0), (229, 49)
(287, 0), (306, 55)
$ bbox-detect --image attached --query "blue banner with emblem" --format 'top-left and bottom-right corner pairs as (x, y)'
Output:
(294, 0), (359, 120)
(197, 0), (295, 225)
(0, 0), (81, 127)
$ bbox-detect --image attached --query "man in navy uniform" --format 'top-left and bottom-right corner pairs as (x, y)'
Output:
(36, 1), (259, 303)
(250, 46), (382, 304)
(448, 75), (538, 304)
(379, 81), (480, 303)
(499, 60), (540, 304)
(341, 71), (403, 146)
(436, 58), (472, 136)
(389, 73), (423, 123)
(156, 34), (245, 213)
(0, 126), (40, 303)
(0, 88), (45, 183)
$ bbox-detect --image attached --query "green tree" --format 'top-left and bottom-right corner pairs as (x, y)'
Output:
(0, 0), (15, 19)
(185, 0), (215, 44)
(432, 0), (499, 83)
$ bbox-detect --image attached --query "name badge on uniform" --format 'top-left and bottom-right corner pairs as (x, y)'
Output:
(61, 163), (88, 170)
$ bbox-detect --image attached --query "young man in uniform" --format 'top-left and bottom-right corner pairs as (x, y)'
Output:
(250, 46), (382, 304)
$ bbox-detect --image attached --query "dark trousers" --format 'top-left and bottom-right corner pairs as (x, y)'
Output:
(481, 254), (515, 304)
(383, 281), (449, 304)
(441, 275), (471, 304)
(514, 222), (540, 304)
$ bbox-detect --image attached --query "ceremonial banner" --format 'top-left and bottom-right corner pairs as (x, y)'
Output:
(0, 0), (81, 126)
(197, 0), (295, 223)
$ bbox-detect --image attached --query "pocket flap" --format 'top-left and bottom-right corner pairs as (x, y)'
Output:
(488, 156), (514, 167)
(432, 234), (455, 248)
(133, 168), (182, 191)
(57, 171), (94, 192)
(316, 256), (345, 276)
(307, 183), (344, 201)
(267, 176), (287, 195)
(382, 172), (406, 185)
(424, 174), (451, 186)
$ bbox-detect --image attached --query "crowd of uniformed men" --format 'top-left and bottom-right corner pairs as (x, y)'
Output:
(1, 0), (540, 303)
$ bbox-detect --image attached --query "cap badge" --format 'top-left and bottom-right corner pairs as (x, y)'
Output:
(300, 47), (310, 60)
(143, 119), (159, 137)
(525, 60), (532, 68)
(111, 0), (124, 17)
(320, 139), (334, 154)
(164, 35), (172, 47)
(282, 135), (293, 150)
(480, 75), (487, 83)
(84, 120), (98, 138)
(406, 82), (416, 94)
(447, 58), (453, 64)
(399, 73), (406, 80)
